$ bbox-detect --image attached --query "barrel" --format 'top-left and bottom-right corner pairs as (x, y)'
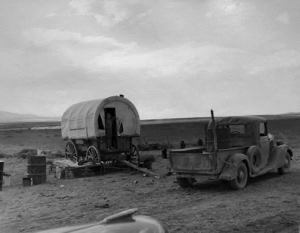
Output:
(27, 156), (46, 185)
(0, 161), (3, 191)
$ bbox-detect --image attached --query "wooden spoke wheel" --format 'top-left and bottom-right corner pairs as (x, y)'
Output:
(65, 140), (78, 163)
(86, 146), (101, 163)
(130, 144), (137, 156)
(128, 144), (140, 164)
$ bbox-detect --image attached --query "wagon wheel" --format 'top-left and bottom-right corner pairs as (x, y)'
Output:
(128, 144), (140, 163)
(86, 146), (101, 163)
(130, 144), (137, 157)
(65, 140), (78, 163)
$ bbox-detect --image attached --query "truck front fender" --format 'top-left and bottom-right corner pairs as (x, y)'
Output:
(274, 144), (293, 168)
(277, 144), (293, 157)
(219, 153), (250, 180)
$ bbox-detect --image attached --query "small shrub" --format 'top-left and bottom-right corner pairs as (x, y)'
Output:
(137, 144), (149, 151)
(148, 143), (161, 150)
(137, 143), (174, 151)
(50, 150), (64, 158)
(15, 149), (37, 159)
(0, 153), (10, 159)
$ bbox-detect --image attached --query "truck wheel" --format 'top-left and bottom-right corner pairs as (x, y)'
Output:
(229, 162), (248, 190)
(247, 146), (262, 174)
(278, 152), (291, 175)
(176, 177), (195, 188)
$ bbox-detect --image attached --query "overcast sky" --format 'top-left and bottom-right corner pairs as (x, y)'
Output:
(0, 0), (299, 119)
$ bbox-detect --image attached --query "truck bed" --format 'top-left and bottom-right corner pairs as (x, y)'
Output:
(169, 147), (215, 174)
(169, 146), (247, 175)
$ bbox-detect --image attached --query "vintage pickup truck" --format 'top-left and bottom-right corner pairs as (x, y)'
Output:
(169, 111), (293, 190)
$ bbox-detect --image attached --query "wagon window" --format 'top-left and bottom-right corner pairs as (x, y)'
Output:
(98, 115), (104, 130)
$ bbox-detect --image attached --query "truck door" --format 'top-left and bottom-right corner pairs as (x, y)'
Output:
(259, 122), (270, 167)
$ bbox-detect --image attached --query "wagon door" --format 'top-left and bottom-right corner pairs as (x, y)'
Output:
(105, 108), (117, 148)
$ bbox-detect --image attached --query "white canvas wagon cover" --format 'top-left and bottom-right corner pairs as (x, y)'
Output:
(61, 96), (140, 139)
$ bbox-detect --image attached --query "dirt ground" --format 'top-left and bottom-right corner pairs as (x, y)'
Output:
(0, 127), (299, 233)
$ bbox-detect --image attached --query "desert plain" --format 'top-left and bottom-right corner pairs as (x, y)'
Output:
(0, 117), (299, 233)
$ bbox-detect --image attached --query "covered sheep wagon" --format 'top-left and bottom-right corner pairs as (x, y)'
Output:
(61, 95), (146, 167)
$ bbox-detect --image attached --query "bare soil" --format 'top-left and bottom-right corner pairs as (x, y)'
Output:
(0, 124), (299, 233)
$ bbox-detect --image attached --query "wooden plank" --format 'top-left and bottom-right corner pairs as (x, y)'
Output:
(120, 160), (160, 179)
(56, 165), (103, 179)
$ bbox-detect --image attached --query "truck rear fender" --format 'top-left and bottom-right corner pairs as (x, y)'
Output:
(219, 153), (250, 180)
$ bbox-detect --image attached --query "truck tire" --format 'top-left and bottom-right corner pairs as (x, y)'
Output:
(278, 152), (291, 175)
(176, 177), (195, 188)
(247, 146), (262, 174)
(229, 161), (248, 190)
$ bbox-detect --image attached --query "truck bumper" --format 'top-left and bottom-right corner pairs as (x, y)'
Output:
(176, 173), (218, 181)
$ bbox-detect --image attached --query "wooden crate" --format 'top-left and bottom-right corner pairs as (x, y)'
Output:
(59, 165), (104, 179)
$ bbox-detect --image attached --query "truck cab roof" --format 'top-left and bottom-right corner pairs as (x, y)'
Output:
(208, 116), (266, 128)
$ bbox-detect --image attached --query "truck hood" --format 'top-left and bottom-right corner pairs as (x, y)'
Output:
(34, 209), (167, 233)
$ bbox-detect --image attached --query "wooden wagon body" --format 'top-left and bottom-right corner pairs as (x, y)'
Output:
(61, 95), (141, 164)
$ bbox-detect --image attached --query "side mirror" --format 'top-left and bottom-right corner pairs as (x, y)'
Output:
(267, 133), (274, 141)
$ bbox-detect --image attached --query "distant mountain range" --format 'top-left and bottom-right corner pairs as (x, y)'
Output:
(0, 110), (299, 124)
(0, 111), (60, 123)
